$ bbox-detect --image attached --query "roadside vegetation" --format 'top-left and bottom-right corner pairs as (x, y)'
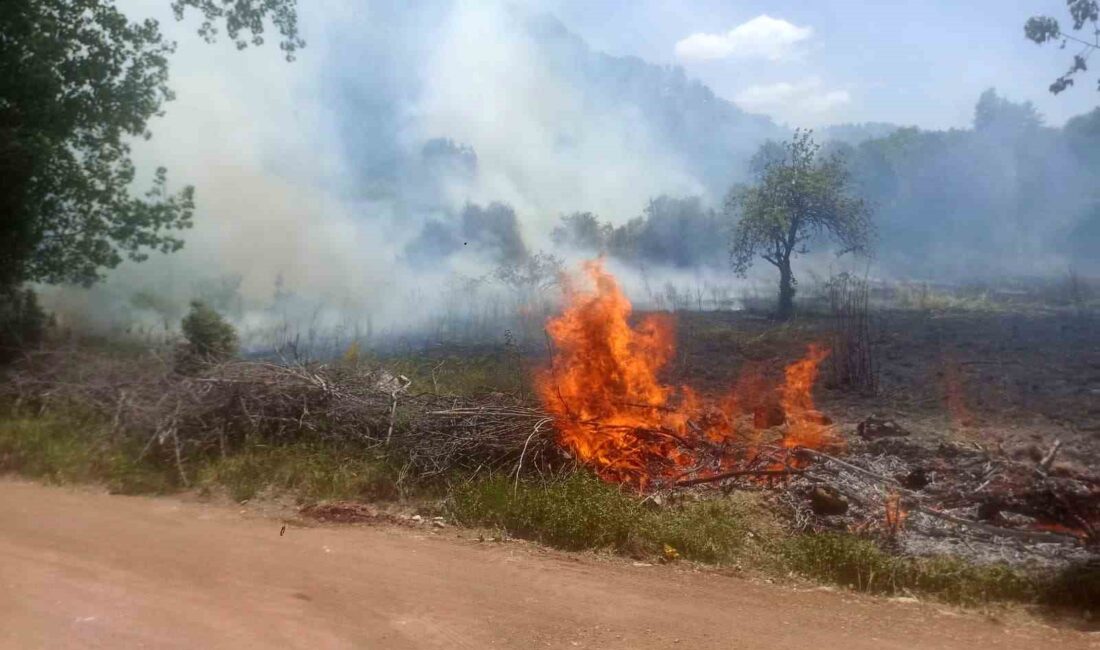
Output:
(2, 396), (1096, 617)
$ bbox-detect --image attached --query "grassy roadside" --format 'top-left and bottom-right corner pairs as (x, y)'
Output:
(1, 409), (1096, 618)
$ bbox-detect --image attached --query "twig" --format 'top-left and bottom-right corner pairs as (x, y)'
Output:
(909, 504), (1079, 544)
(514, 418), (553, 495)
(172, 427), (190, 488)
(675, 468), (804, 487)
(1038, 439), (1062, 473)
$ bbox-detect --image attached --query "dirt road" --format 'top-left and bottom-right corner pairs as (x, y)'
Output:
(0, 479), (1093, 649)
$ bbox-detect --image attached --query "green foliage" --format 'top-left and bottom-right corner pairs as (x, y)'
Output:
(550, 197), (726, 269)
(0, 0), (302, 293)
(783, 534), (1037, 604)
(178, 300), (237, 368)
(0, 413), (176, 494)
(973, 88), (1042, 133)
(172, 0), (305, 61)
(0, 0), (195, 289)
(1025, 1), (1099, 94)
(550, 212), (610, 251)
(493, 251), (563, 295)
(783, 533), (1100, 610)
(0, 287), (47, 360)
(449, 473), (758, 562)
(197, 443), (400, 503)
(727, 130), (873, 320)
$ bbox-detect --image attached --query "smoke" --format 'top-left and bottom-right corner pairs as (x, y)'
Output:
(39, 2), (1100, 348)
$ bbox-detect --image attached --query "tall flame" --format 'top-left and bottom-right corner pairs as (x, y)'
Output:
(781, 343), (831, 448)
(537, 260), (832, 484)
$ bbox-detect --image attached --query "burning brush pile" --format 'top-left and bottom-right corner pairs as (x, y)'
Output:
(535, 261), (1099, 566)
(536, 260), (838, 484)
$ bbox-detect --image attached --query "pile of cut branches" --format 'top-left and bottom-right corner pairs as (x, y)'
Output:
(1, 346), (563, 484)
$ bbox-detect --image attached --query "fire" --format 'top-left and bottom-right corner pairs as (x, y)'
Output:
(536, 260), (833, 484)
(781, 343), (831, 448)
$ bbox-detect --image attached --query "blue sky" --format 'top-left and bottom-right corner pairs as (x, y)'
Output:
(542, 0), (1099, 129)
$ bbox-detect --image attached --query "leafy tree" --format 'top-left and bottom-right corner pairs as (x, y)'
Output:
(551, 199), (726, 269)
(726, 130), (872, 320)
(1025, 1), (1099, 94)
(0, 0), (301, 293)
(494, 251), (564, 296)
(973, 88), (1042, 133)
(550, 212), (610, 251)
(1, 1), (193, 289)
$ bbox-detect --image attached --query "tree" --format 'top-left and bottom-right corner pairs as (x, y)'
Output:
(1025, 1), (1099, 94)
(726, 130), (872, 320)
(550, 212), (609, 251)
(0, 0), (301, 293)
(973, 88), (1042, 133)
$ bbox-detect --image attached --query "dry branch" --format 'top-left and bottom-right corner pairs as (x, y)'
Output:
(0, 348), (562, 480)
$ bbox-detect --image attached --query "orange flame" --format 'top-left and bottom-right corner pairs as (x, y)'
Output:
(537, 260), (833, 484)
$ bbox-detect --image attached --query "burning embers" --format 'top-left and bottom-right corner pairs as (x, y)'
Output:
(536, 260), (835, 485)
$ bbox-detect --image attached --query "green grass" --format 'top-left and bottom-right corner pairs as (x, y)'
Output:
(196, 443), (402, 503)
(0, 413), (176, 494)
(452, 474), (1099, 613)
(783, 532), (1100, 609)
(0, 411), (405, 503)
(783, 533), (1035, 604)
(449, 472), (781, 563)
(368, 349), (531, 397)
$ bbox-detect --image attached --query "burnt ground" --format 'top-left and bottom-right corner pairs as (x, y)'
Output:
(667, 309), (1100, 471)
(658, 308), (1100, 560)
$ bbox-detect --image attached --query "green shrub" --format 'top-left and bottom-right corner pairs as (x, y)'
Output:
(177, 300), (237, 371)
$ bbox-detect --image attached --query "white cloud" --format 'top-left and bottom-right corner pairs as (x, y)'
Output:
(674, 15), (813, 62)
(733, 78), (851, 126)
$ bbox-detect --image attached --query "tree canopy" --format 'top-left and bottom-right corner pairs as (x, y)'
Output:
(727, 130), (872, 320)
(1025, 0), (1099, 94)
(0, 0), (301, 291)
(172, 0), (304, 61)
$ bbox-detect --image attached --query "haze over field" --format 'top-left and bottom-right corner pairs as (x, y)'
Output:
(47, 0), (1100, 336)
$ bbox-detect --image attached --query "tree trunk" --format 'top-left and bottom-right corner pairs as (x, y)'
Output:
(777, 260), (795, 321)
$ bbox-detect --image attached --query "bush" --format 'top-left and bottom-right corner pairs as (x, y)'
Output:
(0, 286), (47, 362)
(177, 300), (237, 371)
